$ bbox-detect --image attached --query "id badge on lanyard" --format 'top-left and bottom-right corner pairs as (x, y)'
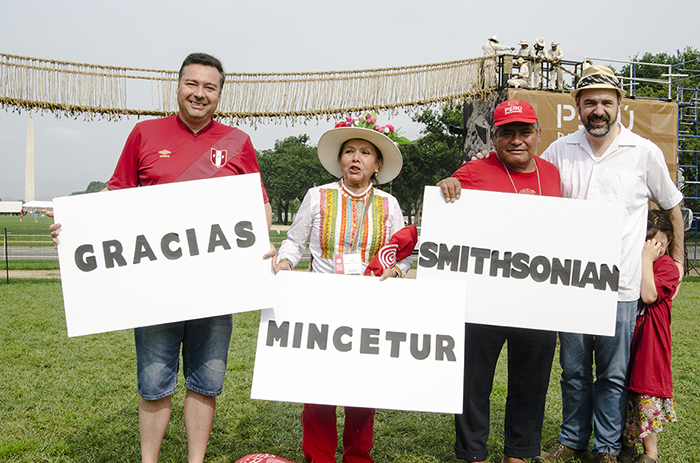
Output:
(334, 252), (363, 275)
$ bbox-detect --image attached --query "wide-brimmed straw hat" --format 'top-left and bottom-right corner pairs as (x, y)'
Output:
(571, 65), (626, 99)
(317, 126), (403, 185)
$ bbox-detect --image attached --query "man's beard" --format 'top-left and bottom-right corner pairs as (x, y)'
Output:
(585, 111), (617, 138)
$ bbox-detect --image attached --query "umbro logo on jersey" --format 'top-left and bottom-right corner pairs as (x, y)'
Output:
(211, 149), (227, 168)
(159, 150), (171, 158)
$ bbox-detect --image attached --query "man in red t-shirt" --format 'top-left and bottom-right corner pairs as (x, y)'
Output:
(438, 100), (561, 463)
(50, 53), (274, 463)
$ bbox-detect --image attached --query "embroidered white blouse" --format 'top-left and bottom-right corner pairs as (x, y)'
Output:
(277, 179), (412, 276)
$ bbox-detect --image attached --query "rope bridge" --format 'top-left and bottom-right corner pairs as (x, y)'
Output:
(0, 53), (492, 124)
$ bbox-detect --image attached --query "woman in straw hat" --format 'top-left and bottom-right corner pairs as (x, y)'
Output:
(274, 114), (414, 463)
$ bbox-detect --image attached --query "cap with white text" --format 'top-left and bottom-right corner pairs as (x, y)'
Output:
(493, 100), (538, 126)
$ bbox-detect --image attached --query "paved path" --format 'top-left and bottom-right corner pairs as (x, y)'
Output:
(5, 269), (61, 279)
(1, 246), (58, 260)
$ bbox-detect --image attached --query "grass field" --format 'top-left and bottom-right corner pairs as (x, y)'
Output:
(1, 278), (699, 462)
(0, 214), (54, 233)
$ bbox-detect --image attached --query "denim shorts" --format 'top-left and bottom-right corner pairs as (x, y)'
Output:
(134, 315), (233, 400)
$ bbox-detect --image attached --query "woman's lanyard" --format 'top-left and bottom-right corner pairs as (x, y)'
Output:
(350, 188), (374, 253)
(335, 188), (374, 274)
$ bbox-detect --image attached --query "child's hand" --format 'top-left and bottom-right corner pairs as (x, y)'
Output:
(642, 239), (664, 263)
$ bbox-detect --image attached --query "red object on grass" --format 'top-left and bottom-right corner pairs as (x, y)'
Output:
(234, 454), (293, 463)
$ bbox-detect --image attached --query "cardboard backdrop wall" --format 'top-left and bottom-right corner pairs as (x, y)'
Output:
(462, 89), (679, 182)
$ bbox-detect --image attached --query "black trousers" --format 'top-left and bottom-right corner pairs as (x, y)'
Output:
(454, 323), (556, 461)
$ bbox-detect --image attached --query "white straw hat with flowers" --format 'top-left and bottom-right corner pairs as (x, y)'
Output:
(317, 113), (412, 185)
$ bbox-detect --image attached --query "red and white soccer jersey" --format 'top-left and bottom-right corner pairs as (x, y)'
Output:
(107, 115), (268, 202)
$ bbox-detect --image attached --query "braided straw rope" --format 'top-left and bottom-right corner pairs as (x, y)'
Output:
(0, 53), (494, 123)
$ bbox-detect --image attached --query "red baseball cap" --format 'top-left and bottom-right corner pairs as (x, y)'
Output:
(493, 100), (538, 126)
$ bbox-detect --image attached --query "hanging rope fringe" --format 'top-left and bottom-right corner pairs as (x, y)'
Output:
(0, 53), (494, 124)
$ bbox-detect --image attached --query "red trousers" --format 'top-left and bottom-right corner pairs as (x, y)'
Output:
(301, 404), (375, 463)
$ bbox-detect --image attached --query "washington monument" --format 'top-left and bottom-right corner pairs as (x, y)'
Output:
(24, 116), (35, 202)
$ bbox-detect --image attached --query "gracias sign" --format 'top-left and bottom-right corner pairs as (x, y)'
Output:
(72, 221), (256, 272)
(418, 187), (623, 336)
(53, 174), (276, 337)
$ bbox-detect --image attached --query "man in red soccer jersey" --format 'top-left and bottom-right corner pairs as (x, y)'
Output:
(51, 53), (273, 463)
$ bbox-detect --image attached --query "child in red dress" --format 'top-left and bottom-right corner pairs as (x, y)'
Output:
(620, 210), (679, 463)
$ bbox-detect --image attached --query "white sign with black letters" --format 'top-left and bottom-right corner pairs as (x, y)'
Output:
(418, 187), (623, 336)
(251, 271), (466, 413)
(53, 174), (275, 337)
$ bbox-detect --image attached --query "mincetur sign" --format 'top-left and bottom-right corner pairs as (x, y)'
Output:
(53, 174), (275, 337)
(418, 187), (623, 336)
(251, 271), (467, 413)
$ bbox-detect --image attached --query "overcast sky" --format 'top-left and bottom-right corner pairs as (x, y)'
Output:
(1, 0), (697, 200)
